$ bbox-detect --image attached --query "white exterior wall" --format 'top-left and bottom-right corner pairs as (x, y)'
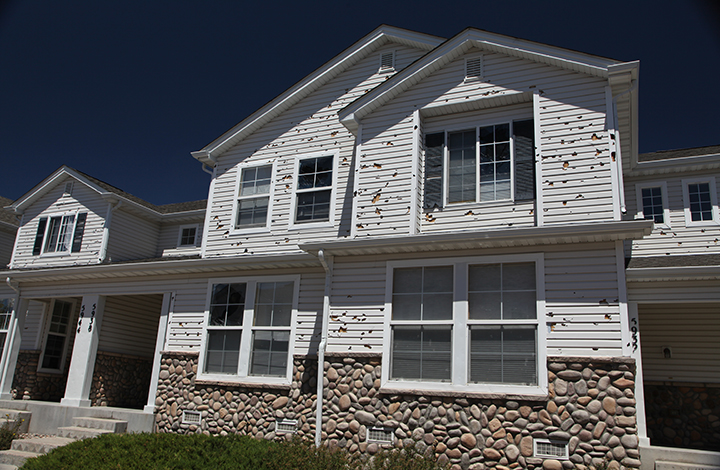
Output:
(106, 210), (160, 262)
(203, 43), (428, 257)
(625, 173), (720, 257)
(324, 243), (623, 356)
(12, 178), (107, 268)
(98, 294), (163, 357)
(157, 221), (203, 257)
(19, 300), (46, 350)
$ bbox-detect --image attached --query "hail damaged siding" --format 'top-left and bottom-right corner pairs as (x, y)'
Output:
(11, 178), (107, 268)
(625, 174), (720, 257)
(202, 43), (429, 257)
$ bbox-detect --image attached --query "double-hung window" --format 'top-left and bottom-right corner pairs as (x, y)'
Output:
(384, 255), (545, 394)
(236, 165), (272, 229)
(294, 155), (334, 224)
(39, 299), (74, 372)
(32, 212), (87, 255)
(682, 177), (719, 226)
(200, 276), (298, 383)
(636, 182), (670, 228)
(424, 119), (534, 209)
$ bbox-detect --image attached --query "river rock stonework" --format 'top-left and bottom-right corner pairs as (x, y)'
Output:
(88, 350), (153, 409)
(11, 350), (69, 402)
(644, 382), (720, 451)
(155, 352), (639, 470)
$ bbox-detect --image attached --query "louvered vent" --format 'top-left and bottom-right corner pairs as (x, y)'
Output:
(465, 56), (483, 81)
(534, 439), (568, 459)
(276, 419), (298, 434)
(367, 426), (394, 444)
(182, 411), (202, 424)
(63, 182), (74, 196)
(379, 51), (395, 73)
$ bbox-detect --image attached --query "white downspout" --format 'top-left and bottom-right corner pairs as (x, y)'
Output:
(611, 80), (637, 215)
(315, 249), (333, 447)
(98, 200), (122, 263)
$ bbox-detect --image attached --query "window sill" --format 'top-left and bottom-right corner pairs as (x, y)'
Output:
(38, 252), (72, 258)
(194, 376), (292, 390)
(684, 219), (720, 228)
(378, 384), (548, 401)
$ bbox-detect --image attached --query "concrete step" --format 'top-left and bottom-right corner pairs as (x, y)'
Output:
(640, 445), (720, 470)
(11, 436), (75, 454)
(656, 462), (720, 470)
(72, 416), (127, 433)
(57, 425), (113, 440)
(0, 449), (40, 467)
(0, 409), (31, 434)
(0, 463), (18, 470)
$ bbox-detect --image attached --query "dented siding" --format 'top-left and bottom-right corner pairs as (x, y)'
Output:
(12, 178), (107, 268)
(203, 43), (429, 257)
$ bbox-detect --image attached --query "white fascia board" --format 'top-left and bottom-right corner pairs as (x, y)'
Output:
(2, 252), (321, 283)
(626, 154), (720, 178)
(300, 220), (653, 256)
(11, 166), (103, 214)
(192, 27), (444, 161)
(160, 209), (207, 221)
(626, 265), (720, 282)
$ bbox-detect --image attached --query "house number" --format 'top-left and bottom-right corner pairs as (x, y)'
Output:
(76, 304), (85, 333)
(88, 303), (96, 333)
(630, 317), (638, 353)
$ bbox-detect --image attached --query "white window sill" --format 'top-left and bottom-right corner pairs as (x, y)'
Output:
(379, 381), (547, 400)
(195, 373), (291, 389)
(39, 252), (72, 258)
(684, 219), (720, 228)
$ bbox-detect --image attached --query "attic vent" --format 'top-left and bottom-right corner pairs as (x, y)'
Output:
(276, 419), (297, 434)
(367, 426), (394, 444)
(465, 56), (483, 81)
(534, 439), (568, 460)
(182, 410), (202, 425)
(379, 51), (395, 73)
(63, 182), (74, 196)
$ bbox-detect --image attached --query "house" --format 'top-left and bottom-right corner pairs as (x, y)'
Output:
(0, 25), (718, 470)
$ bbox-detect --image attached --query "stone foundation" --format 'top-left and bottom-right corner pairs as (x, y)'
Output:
(644, 382), (720, 451)
(89, 350), (153, 409)
(11, 350), (69, 402)
(155, 353), (639, 470)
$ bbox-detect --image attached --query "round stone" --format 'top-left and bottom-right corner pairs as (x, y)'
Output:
(602, 397), (616, 414)
(338, 395), (351, 411)
(461, 433), (477, 448)
(543, 459), (563, 470)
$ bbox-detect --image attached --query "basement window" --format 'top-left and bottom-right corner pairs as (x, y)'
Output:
(276, 419), (298, 434)
(367, 426), (394, 444)
(534, 439), (568, 459)
(182, 411), (202, 424)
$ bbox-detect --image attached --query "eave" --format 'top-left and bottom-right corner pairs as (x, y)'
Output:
(300, 220), (653, 257)
(626, 265), (720, 282)
(625, 154), (720, 179)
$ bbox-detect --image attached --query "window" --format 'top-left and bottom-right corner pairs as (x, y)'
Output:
(423, 119), (534, 209)
(32, 212), (87, 255)
(384, 255), (545, 394)
(682, 177), (719, 226)
(0, 298), (13, 361)
(236, 165), (272, 229)
(178, 225), (198, 247)
(293, 155), (334, 224)
(636, 182), (670, 228)
(200, 277), (298, 383)
(39, 299), (74, 372)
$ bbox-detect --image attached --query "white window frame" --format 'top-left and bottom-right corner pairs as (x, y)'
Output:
(289, 151), (338, 230)
(682, 176), (720, 226)
(635, 182), (671, 229)
(39, 211), (79, 257)
(38, 298), (76, 374)
(177, 224), (199, 247)
(232, 162), (275, 234)
(197, 275), (300, 385)
(381, 254), (547, 396)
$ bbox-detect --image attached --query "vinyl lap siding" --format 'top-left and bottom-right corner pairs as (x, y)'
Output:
(98, 294), (163, 357)
(0, 228), (16, 268)
(157, 221), (203, 257)
(106, 210), (159, 262)
(19, 300), (46, 350)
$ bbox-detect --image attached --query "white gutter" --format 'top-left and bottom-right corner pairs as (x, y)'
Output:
(315, 249), (333, 447)
(98, 199), (122, 263)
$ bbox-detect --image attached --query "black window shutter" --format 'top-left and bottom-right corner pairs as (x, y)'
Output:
(32, 218), (47, 255)
(424, 132), (445, 210)
(71, 213), (87, 253)
(513, 119), (535, 200)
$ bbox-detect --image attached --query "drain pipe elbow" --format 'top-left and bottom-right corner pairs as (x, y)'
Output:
(315, 249), (333, 447)
(201, 163), (214, 176)
(5, 277), (19, 296)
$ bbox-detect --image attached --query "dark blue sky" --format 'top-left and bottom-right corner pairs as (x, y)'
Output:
(1, 1), (719, 205)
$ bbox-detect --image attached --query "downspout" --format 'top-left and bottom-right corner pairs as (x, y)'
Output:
(201, 163), (214, 176)
(611, 80), (637, 215)
(98, 199), (122, 263)
(315, 249), (333, 447)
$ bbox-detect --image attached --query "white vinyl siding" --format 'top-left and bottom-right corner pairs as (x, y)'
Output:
(98, 294), (163, 357)
(0, 228), (15, 268)
(20, 300), (47, 350)
(157, 221), (203, 257)
(106, 210), (159, 262)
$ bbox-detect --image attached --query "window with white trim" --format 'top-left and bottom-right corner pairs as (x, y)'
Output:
(200, 277), (298, 383)
(39, 299), (74, 372)
(294, 155), (334, 224)
(682, 177), (719, 226)
(0, 298), (13, 362)
(384, 255), (545, 393)
(423, 119), (535, 209)
(236, 165), (272, 229)
(32, 212), (87, 255)
(178, 225), (198, 247)
(636, 182), (670, 228)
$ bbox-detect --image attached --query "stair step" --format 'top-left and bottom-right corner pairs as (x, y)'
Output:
(656, 462), (720, 470)
(0, 449), (41, 467)
(11, 436), (75, 454)
(72, 417), (127, 433)
(0, 463), (19, 470)
(57, 425), (113, 440)
(0, 409), (31, 434)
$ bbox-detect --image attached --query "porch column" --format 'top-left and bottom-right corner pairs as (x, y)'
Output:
(144, 292), (173, 413)
(0, 298), (30, 400)
(628, 301), (650, 446)
(61, 295), (106, 407)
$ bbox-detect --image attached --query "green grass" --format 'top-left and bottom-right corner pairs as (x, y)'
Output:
(19, 433), (448, 470)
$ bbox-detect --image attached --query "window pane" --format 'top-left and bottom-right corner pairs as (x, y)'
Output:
(42, 334), (65, 370)
(447, 130), (476, 203)
(503, 291), (537, 319)
(296, 190), (331, 222)
(422, 293), (453, 320)
(688, 183), (713, 222)
(469, 264), (501, 291)
(237, 196), (269, 227)
(298, 156), (333, 190)
(254, 281), (293, 327)
(391, 326), (451, 381)
(423, 266), (453, 293)
(468, 292), (501, 320)
(469, 263), (536, 321)
(205, 330), (241, 374)
(470, 326), (536, 385)
(393, 268), (422, 293)
(210, 283), (246, 326)
(250, 330), (289, 377)
(641, 187), (664, 223)
(392, 294), (421, 321)
(503, 263), (536, 290)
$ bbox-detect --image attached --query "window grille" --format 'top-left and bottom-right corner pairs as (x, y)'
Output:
(182, 411), (202, 424)
(367, 426), (394, 444)
(276, 419), (297, 434)
(534, 439), (568, 459)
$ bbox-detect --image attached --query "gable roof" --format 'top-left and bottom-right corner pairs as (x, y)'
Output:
(191, 25), (444, 165)
(0, 197), (19, 229)
(7, 166), (206, 218)
(639, 144), (720, 162)
(339, 28), (636, 133)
